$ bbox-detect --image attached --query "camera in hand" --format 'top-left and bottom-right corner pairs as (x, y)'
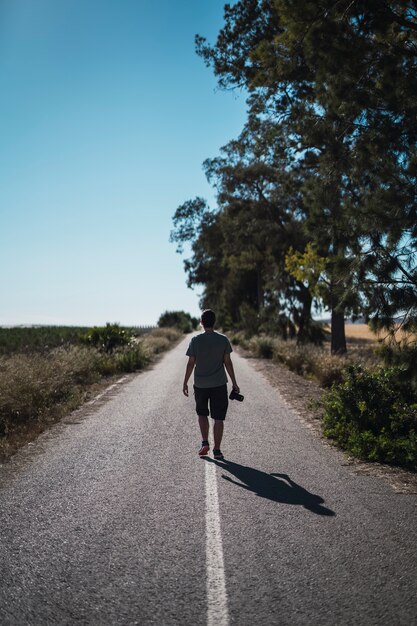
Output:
(229, 389), (244, 402)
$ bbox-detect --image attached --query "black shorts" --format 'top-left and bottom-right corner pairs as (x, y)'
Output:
(194, 384), (228, 421)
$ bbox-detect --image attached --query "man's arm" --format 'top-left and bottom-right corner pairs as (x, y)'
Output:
(183, 356), (196, 396)
(223, 352), (239, 392)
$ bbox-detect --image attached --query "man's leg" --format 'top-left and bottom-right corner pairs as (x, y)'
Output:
(198, 415), (210, 456)
(195, 386), (210, 455)
(198, 415), (209, 442)
(213, 420), (224, 451)
(211, 385), (227, 456)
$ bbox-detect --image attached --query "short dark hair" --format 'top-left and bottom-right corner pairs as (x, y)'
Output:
(201, 309), (216, 328)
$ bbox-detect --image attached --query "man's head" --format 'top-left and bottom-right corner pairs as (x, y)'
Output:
(201, 309), (216, 329)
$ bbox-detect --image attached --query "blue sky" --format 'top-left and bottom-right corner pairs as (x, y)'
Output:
(0, 0), (247, 326)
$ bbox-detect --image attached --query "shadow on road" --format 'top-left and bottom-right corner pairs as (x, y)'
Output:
(205, 458), (335, 517)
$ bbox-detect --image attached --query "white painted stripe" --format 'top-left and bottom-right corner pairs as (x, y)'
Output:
(86, 376), (128, 405)
(205, 460), (229, 626)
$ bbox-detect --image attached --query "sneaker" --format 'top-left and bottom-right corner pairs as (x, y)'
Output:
(213, 449), (224, 460)
(199, 442), (210, 456)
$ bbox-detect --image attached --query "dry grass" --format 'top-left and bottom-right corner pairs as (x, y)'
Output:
(241, 322), (413, 390)
(238, 329), (381, 389)
(0, 347), (100, 459)
(332, 323), (416, 345)
(0, 327), (182, 461)
(145, 327), (182, 341)
(343, 324), (379, 341)
(138, 328), (182, 356)
(323, 323), (381, 345)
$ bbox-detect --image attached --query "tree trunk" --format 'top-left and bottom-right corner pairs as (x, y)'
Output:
(296, 288), (312, 345)
(331, 308), (347, 354)
(256, 265), (264, 309)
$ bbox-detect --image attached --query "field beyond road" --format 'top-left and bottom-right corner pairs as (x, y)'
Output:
(337, 322), (416, 344)
(0, 334), (416, 625)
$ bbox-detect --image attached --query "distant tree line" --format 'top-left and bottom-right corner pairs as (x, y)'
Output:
(158, 311), (198, 333)
(171, 1), (417, 353)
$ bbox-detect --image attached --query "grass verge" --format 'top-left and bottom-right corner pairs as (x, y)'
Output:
(232, 328), (416, 471)
(0, 326), (181, 461)
(231, 331), (378, 388)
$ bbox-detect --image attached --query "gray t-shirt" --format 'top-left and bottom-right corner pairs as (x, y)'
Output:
(186, 331), (233, 388)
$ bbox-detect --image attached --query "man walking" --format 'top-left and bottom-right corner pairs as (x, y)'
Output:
(183, 309), (240, 460)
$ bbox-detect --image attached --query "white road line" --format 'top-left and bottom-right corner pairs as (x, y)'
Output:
(205, 460), (229, 626)
(86, 376), (128, 405)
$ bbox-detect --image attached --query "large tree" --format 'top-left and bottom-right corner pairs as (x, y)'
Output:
(171, 116), (321, 339)
(195, 0), (417, 351)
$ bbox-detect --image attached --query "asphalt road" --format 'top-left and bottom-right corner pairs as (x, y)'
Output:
(0, 335), (416, 626)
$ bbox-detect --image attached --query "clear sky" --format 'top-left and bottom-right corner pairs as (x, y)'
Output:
(0, 0), (247, 326)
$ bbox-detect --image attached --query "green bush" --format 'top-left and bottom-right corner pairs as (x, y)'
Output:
(322, 365), (417, 470)
(378, 342), (417, 392)
(157, 310), (196, 333)
(79, 323), (132, 353)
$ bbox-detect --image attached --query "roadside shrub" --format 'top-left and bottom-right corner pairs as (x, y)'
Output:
(257, 338), (275, 359)
(140, 336), (171, 356)
(378, 342), (417, 392)
(249, 336), (276, 359)
(158, 310), (195, 333)
(111, 345), (149, 373)
(147, 327), (181, 342)
(246, 336), (363, 388)
(282, 349), (311, 376)
(80, 323), (132, 353)
(308, 354), (346, 388)
(230, 332), (250, 349)
(322, 365), (417, 470)
(270, 340), (315, 377)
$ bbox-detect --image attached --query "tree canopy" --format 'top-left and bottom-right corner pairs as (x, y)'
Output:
(172, 1), (417, 352)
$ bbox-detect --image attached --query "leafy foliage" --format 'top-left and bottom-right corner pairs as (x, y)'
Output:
(172, 0), (417, 351)
(157, 310), (197, 333)
(285, 244), (327, 298)
(79, 323), (132, 353)
(322, 366), (417, 470)
(378, 342), (417, 392)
